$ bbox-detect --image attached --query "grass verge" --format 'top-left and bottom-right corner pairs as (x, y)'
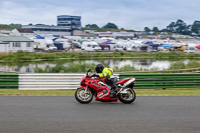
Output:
(0, 88), (200, 95)
(135, 88), (200, 95)
(1, 51), (200, 61)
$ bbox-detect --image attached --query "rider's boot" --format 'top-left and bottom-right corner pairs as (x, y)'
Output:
(114, 84), (120, 92)
(109, 85), (119, 98)
(109, 89), (116, 98)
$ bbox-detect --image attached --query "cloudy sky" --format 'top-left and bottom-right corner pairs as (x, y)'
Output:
(0, 0), (199, 30)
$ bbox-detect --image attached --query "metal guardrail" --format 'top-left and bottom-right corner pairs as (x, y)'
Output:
(18, 73), (85, 90)
(0, 74), (18, 89)
(118, 68), (200, 73)
(1, 73), (200, 90)
(18, 73), (119, 90)
(120, 73), (200, 89)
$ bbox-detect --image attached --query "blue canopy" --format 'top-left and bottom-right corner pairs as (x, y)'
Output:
(144, 41), (159, 50)
(35, 35), (45, 39)
(161, 44), (172, 48)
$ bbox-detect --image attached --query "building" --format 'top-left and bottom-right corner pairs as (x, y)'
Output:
(11, 28), (35, 37)
(22, 24), (72, 36)
(22, 15), (82, 36)
(0, 36), (34, 53)
(0, 30), (10, 35)
(57, 15), (81, 30)
(97, 31), (135, 39)
(73, 30), (85, 36)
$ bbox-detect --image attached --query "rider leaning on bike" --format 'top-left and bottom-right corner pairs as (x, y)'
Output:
(90, 64), (119, 98)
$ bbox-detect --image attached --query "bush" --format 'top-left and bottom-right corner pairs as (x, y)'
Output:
(1, 51), (200, 61)
(34, 63), (96, 73)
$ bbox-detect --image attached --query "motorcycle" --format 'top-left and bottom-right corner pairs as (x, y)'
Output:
(75, 69), (136, 104)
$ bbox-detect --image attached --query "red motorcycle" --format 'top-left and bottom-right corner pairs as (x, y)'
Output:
(75, 69), (136, 104)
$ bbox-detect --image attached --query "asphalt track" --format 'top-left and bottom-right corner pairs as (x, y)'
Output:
(0, 95), (200, 133)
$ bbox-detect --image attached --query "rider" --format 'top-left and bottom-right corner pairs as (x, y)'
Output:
(90, 64), (119, 98)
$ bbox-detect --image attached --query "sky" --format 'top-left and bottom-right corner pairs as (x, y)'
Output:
(0, 0), (200, 31)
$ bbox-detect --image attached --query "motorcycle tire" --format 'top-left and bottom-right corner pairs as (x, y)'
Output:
(75, 88), (93, 104)
(118, 88), (136, 104)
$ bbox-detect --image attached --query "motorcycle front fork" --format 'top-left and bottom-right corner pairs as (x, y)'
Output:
(84, 85), (88, 94)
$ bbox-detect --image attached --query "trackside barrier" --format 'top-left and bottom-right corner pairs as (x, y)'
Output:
(19, 73), (85, 90)
(120, 73), (200, 89)
(1, 73), (200, 90)
(18, 73), (119, 90)
(0, 74), (18, 89)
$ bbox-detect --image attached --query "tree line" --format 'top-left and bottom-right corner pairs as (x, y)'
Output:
(85, 19), (200, 36)
(0, 23), (21, 29)
(144, 19), (200, 36)
(1, 19), (200, 36)
(85, 22), (118, 29)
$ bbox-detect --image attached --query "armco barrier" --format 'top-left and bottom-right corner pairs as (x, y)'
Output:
(1, 73), (200, 90)
(18, 73), (119, 90)
(120, 73), (200, 89)
(0, 74), (18, 89)
(19, 73), (85, 90)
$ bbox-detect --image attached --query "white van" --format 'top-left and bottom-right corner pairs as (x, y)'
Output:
(81, 41), (102, 52)
(114, 42), (124, 51)
(45, 39), (57, 51)
(33, 38), (57, 51)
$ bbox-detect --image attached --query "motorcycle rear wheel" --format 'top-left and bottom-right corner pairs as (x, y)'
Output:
(118, 88), (136, 104)
(75, 88), (93, 104)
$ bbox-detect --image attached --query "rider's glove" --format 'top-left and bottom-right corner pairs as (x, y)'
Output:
(90, 74), (99, 78)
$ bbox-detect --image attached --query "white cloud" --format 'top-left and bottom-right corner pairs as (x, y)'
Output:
(0, 0), (200, 30)
(0, 1), (77, 25)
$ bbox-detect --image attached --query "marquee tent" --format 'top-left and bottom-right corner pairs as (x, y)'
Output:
(160, 44), (172, 48)
(99, 43), (110, 50)
(35, 35), (45, 39)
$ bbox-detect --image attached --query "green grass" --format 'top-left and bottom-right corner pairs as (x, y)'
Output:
(135, 88), (200, 95)
(0, 88), (199, 95)
(33, 60), (200, 73)
(1, 51), (200, 61)
(0, 89), (75, 95)
(168, 60), (200, 70)
(34, 63), (97, 73)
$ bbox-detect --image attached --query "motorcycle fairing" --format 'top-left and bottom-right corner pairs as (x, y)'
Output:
(80, 77), (119, 102)
(116, 78), (132, 85)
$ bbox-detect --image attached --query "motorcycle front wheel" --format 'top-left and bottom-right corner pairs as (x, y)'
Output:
(118, 88), (136, 104)
(75, 88), (93, 104)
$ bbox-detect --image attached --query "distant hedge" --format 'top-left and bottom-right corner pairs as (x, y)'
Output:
(0, 51), (200, 61)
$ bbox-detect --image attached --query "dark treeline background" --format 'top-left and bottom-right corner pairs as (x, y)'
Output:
(1, 19), (200, 36)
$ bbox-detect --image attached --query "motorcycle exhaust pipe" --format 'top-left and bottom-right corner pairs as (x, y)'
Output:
(116, 78), (135, 95)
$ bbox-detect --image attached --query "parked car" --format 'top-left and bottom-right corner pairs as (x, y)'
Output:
(44, 45), (57, 51)
(184, 47), (196, 53)
(114, 44), (123, 51)
(72, 42), (81, 48)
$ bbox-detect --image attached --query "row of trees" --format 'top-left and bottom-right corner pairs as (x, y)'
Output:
(1, 19), (200, 36)
(0, 23), (21, 29)
(85, 19), (200, 36)
(144, 19), (200, 35)
(85, 22), (118, 29)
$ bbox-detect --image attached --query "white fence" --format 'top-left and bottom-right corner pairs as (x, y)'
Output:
(19, 73), (85, 90)
(19, 73), (119, 90)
